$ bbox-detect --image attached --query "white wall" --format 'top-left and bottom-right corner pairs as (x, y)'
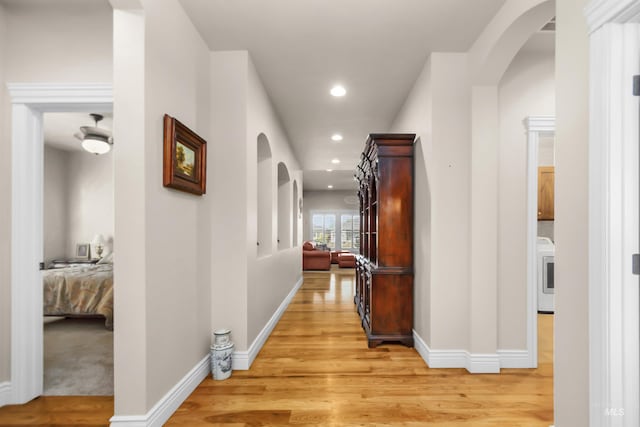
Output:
(246, 54), (302, 348)
(3, 0), (113, 83)
(301, 190), (359, 242)
(43, 146), (69, 264)
(209, 50), (250, 350)
(555, 0), (590, 423)
(66, 150), (114, 258)
(143, 0), (212, 412)
(413, 139), (432, 345)
(257, 134), (273, 256)
(390, 57), (433, 345)
(0, 2), (9, 384)
(429, 53), (471, 351)
(277, 164), (292, 250)
(391, 53), (471, 350)
(209, 49), (303, 356)
(0, 0), (112, 384)
(112, 0), (212, 415)
(497, 46), (555, 349)
(538, 135), (555, 166)
(43, 145), (115, 264)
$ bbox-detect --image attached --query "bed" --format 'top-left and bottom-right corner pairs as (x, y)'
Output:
(43, 263), (114, 330)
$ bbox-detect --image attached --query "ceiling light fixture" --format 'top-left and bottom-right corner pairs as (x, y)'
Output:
(331, 158), (340, 164)
(326, 169), (333, 172)
(75, 113), (113, 155)
(328, 185), (334, 189)
(330, 85), (346, 97)
(331, 134), (343, 141)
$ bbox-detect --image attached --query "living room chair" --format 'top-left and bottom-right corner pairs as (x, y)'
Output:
(302, 241), (331, 270)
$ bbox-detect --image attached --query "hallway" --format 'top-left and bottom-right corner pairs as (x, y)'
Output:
(169, 268), (554, 426)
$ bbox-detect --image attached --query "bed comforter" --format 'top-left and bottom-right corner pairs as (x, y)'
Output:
(43, 264), (114, 330)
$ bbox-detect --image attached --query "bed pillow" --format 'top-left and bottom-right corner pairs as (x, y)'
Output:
(97, 252), (113, 264)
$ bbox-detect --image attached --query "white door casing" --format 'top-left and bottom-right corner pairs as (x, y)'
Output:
(523, 115), (555, 370)
(6, 83), (112, 405)
(586, 1), (640, 425)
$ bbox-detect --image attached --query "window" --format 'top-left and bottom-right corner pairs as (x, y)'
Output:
(341, 214), (360, 250)
(312, 214), (336, 248)
(311, 211), (359, 251)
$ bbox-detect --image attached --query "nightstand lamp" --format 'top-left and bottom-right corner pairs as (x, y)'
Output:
(92, 234), (106, 259)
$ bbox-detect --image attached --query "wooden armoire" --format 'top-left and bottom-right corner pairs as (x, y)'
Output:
(354, 133), (415, 348)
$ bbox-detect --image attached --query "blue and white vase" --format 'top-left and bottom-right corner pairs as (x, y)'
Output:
(211, 329), (233, 380)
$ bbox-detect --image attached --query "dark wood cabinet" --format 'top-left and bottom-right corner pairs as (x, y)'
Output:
(355, 133), (415, 348)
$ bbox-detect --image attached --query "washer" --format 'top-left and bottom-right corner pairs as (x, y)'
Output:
(537, 237), (555, 313)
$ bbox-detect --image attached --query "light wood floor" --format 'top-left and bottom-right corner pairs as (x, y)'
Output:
(0, 268), (554, 426)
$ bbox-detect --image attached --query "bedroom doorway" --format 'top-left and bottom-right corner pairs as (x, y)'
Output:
(41, 111), (114, 396)
(6, 83), (113, 405)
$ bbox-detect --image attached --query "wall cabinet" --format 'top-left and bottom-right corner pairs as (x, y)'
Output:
(538, 166), (554, 220)
(355, 133), (415, 348)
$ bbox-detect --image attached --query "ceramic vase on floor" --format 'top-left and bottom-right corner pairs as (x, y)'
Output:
(210, 329), (233, 380)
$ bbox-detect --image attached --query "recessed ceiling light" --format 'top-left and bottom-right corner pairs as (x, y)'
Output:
(331, 134), (343, 141)
(328, 185), (334, 189)
(330, 85), (346, 97)
(331, 158), (340, 164)
(326, 169), (333, 172)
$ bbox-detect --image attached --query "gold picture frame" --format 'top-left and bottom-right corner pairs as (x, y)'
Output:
(163, 114), (207, 195)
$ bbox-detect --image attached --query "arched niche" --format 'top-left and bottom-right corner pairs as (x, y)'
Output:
(292, 180), (299, 247)
(257, 133), (272, 257)
(277, 162), (291, 250)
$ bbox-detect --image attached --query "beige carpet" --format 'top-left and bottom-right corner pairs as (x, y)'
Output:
(43, 317), (113, 396)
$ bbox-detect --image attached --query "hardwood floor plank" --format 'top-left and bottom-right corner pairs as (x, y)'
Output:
(0, 396), (113, 426)
(0, 268), (554, 426)
(167, 269), (554, 426)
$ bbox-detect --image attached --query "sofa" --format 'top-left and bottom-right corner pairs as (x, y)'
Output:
(302, 241), (331, 270)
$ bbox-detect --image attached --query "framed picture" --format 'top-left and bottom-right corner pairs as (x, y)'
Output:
(76, 243), (90, 260)
(163, 114), (207, 195)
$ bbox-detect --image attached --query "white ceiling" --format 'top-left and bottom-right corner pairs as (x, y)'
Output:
(44, 112), (113, 152)
(179, 0), (507, 190)
(31, 1), (553, 191)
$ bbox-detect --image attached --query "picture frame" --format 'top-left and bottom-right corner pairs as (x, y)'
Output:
(163, 114), (207, 195)
(76, 243), (90, 260)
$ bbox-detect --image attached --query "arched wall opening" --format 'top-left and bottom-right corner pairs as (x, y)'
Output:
(292, 180), (299, 247)
(277, 162), (291, 250)
(467, 0), (554, 370)
(257, 133), (272, 257)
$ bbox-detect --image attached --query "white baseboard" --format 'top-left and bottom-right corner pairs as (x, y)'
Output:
(466, 353), (500, 374)
(0, 381), (12, 407)
(233, 275), (303, 370)
(412, 330), (501, 373)
(413, 330), (467, 368)
(497, 349), (531, 368)
(109, 274), (304, 425)
(232, 350), (250, 371)
(110, 354), (209, 427)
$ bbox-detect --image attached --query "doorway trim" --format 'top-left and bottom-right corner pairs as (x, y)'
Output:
(524, 115), (555, 369)
(585, 1), (640, 424)
(6, 83), (112, 404)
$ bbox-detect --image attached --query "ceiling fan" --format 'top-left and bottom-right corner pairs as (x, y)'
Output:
(74, 113), (113, 155)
